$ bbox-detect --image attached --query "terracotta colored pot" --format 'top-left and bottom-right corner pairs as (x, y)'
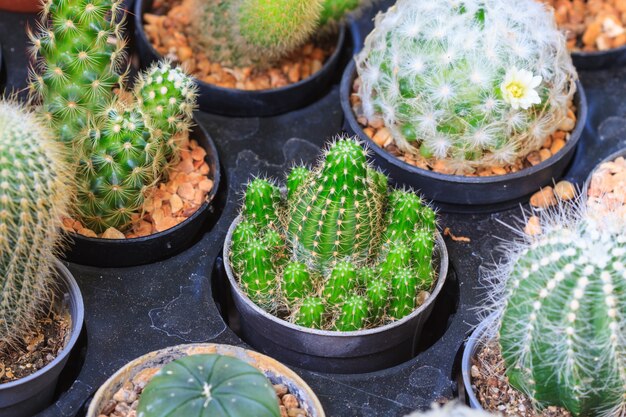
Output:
(0, 0), (41, 13)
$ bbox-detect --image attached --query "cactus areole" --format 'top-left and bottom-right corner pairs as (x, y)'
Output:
(228, 137), (440, 332)
(498, 217), (626, 416)
(137, 354), (280, 417)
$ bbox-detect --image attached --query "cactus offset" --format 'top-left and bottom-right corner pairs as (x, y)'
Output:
(29, 0), (126, 147)
(296, 297), (325, 328)
(137, 354), (280, 417)
(282, 262), (313, 302)
(335, 295), (368, 331)
(237, 238), (277, 304)
(323, 261), (358, 303)
(494, 214), (626, 417)
(356, 0), (577, 172)
(389, 267), (418, 320)
(319, 0), (361, 26)
(231, 137), (439, 330)
(0, 101), (73, 346)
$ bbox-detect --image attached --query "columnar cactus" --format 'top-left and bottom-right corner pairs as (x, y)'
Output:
(355, 0), (577, 172)
(137, 354), (280, 417)
(0, 100), (73, 346)
(230, 137), (439, 331)
(28, 0), (126, 147)
(488, 211), (626, 416)
(190, 0), (368, 68)
(31, 0), (198, 234)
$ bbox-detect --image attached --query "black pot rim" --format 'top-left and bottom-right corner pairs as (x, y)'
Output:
(68, 119), (221, 244)
(572, 44), (626, 59)
(0, 260), (84, 390)
(134, 0), (346, 96)
(461, 312), (499, 410)
(583, 147), (626, 195)
(340, 60), (588, 186)
(223, 214), (449, 337)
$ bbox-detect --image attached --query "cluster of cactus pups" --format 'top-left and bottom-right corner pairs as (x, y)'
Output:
(230, 138), (438, 331)
(483, 206), (626, 416)
(355, 0), (577, 172)
(29, 0), (197, 234)
(191, 0), (371, 68)
(0, 100), (73, 346)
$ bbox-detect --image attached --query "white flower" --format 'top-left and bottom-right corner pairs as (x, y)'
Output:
(501, 67), (542, 110)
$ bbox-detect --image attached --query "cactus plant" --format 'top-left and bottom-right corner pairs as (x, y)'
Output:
(230, 137), (439, 331)
(483, 209), (626, 416)
(190, 0), (368, 68)
(355, 0), (577, 172)
(404, 402), (495, 417)
(137, 354), (280, 417)
(0, 100), (73, 346)
(31, 0), (198, 234)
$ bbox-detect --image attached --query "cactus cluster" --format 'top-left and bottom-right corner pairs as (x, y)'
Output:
(230, 138), (439, 331)
(0, 100), (73, 346)
(355, 0), (577, 172)
(484, 208), (626, 416)
(30, 0), (197, 234)
(190, 0), (369, 68)
(137, 354), (280, 417)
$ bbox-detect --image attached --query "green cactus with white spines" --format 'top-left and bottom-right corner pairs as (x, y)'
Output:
(0, 100), (73, 346)
(336, 295), (368, 331)
(190, 0), (368, 68)
(296, 297), (325, 328)
(239, 237), (277, 304)
(389, 267), (419, 319)
(137, 354), (280, 417)
(230, 137), (440, 331)
(355, 0), (577, 172)
(481, 208), (626, 417)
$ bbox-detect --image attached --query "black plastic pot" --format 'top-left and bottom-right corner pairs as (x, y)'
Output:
(222, 215), (449, 374)
(0, 261), (84, 417)
(584, 147), (626, 194)
(340, 61), (588, 211)
(460, 313), (498, 410)
(62, 121), (222, 268)
(572, 46), (626, 71)
(134, 0), (347, 117)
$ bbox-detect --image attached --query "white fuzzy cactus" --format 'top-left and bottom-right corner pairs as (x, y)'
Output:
(355, 0), (577, 172)
(481, 204), (626, 417)
(404, 403), (495, 417)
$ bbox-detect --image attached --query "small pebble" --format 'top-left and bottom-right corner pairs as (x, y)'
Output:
(524, 216), (542, 236)
(102, 227), (125, 239)
(530, 187), (557, 208)
(554, 180), (576, 200)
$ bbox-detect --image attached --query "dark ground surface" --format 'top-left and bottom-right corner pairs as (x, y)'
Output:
(1, 2), (625, 416)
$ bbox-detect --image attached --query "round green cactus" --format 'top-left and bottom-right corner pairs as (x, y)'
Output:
(335, 295), (368, 331)
(0, 100), (73, 346)
(355, 0), (577, 172)
(389, 267), (418, 320)
(319, 0), (361, 26)
(323, 261), (358, 303)
(295, 297), (325, 328)
(496, 216), (626, 416)
(282, 261), (313, 302)
(137, 354), (280, 417)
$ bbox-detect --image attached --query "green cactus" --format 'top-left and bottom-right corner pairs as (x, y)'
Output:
(137, 354), (280, 417)
(496, 216), (626, 416)
(243, 179), (282, 229)
(295, 297), (325, 328)
(356, 0), (577, 172)
(335, 295), (368, 331)
(0, 100), (73, 346)
(323, 261), (358, 303)
(287, 166), (310, 201)
(366, 278), (389, 321)
(288, 139), (385, 272)
(282, 262), (313, 302)
(29, 0), (126, 147)
(237, 238), (276, 303)
(389, 267), (418, 320)
(231, 137), (439, 330)
(319, 0), (361, 26)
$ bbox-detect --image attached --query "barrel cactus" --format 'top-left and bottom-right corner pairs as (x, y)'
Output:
(190, 0), (368, 68)
(137, 354), (280, 417)
(486, 210), (626, 416)
(0, 100), (73, 346)
(230, 137), (439, 331)
(355, 0), (577, 172)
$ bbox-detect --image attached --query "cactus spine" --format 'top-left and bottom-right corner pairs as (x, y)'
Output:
(230, 137), (440, 331)
(0, 100), (73, 346)
(137, 354), (280, 417)
(355, 0), (577, 172)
